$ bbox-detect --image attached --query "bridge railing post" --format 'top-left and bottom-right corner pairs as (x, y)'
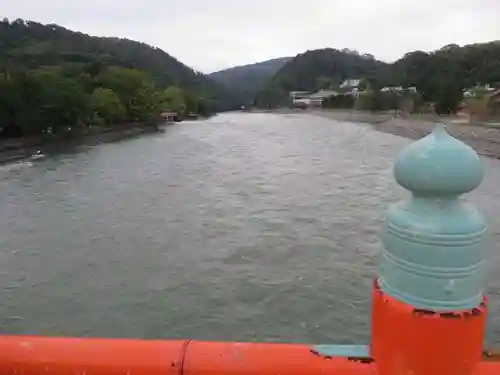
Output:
(371, 125), (487, 375)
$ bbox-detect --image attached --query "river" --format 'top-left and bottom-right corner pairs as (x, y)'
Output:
(0, 112), (499, 346)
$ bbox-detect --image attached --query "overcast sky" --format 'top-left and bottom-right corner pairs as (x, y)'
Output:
(2, 0), (500, 73)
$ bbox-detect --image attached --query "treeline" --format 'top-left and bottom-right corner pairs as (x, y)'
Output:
(256, 42), (500, 114)
(322, 90), (422, 113)
(0, 18), (242, 120)
(0, 63), (215, 138)
(392, 43), (500, 113)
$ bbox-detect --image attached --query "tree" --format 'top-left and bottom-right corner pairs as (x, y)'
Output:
(315, 76), (334, 90)
(0, 73), (26, 137)
(30, 69), (89, 134)
(183, 90), (199, 114)
(89, 87), (126, 125)
(434, 84), (463, 114)
(0, 20), (224, 140)
(195, 96), (216, 117)
(129, 81), (162, 122)
(358, 78), (370, 91)
(99, 67), (162, 121)
(160, 86), (186, 114)
(0, 18), (235, 111)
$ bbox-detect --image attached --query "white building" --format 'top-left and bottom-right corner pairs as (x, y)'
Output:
(290, 91), (311, 101)
(380, 86), (418, 93)
(308, 89), (340, 106)
(463, 84), (496, 98)
(340, 79), (361, 88)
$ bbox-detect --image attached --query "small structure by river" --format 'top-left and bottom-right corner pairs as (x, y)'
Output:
(160, 111), (178, 122)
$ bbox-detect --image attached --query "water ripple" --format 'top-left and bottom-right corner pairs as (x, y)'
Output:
(0, 113), (499, 345)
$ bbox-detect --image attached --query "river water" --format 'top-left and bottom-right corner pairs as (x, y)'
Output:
(0, 112), (499, 346)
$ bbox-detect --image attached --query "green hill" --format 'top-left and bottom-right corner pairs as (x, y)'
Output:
(391, 42), (500, 112)
(209, 57), (292, 105)
(256, 43), (500, 113)
(255, 49), (389, 107)
(0, 18), (242, 112)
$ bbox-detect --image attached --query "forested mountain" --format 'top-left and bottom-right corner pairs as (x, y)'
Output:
(0, 18), (249, 139)
(255, 43), (500, 113)
(255, 49), (390, 106)
(391, 42), (500, 112)
(209, 57), (292, 105)
(0, 18), (242, 112)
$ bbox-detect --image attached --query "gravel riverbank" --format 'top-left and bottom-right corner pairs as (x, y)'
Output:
(268, 108), (500, 160)
(311, 110), (500, 159)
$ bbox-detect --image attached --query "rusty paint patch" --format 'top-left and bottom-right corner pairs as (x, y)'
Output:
(412, 308), (436, 316)
(410, 306), (485, 320)
(482, 350), (500, 362)
(464, 308), (483, 319)
(347, 357), (375, 364)
(310, 345), (371, 361)
(439, 312), (461, 319)
(309, 350), (332, 360)
(312, 348), (375, 364)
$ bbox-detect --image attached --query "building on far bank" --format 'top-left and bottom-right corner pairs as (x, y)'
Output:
(463, 84), (497, 98)
(289, 91), (311, 108)
(308, 90), (340, 107)
(289, 89), (342, 108)
(380, 86), (417, 93)
(340, 79), (361, 88)
(160, 112), (178, 121)
(289, 91), (311, 101)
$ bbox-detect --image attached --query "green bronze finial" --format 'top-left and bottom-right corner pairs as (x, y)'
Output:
(379, 125), (487, 311)
(394, 125), (483, 196)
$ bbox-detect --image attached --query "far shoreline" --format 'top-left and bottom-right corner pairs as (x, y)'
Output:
(0, 121), (170, 165)
(251, 108), (500, 160)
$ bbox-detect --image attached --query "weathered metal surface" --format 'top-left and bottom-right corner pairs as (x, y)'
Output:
(379, 124), (487, 311)
(0, 337), (378, 375)
(311, 345), (370, 359)
(371, 279), (487, 375)
(482, 350), (500, 362)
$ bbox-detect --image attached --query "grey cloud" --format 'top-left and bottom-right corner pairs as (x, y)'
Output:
(2, 0), (499, 72)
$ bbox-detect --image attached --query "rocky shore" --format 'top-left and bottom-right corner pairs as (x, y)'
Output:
(265, 108), (500, 160)
(310, 109), (500, 159)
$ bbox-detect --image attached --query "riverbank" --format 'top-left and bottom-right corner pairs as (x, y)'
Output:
(267, 108), (500, 160)
(0, 122), (169, 165)
(312, 109), (500, 159)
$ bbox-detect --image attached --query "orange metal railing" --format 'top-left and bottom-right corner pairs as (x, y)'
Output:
(0, 336), (375, 375)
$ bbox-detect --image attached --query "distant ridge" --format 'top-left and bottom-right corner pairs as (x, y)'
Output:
(209, 57), (293, 105)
